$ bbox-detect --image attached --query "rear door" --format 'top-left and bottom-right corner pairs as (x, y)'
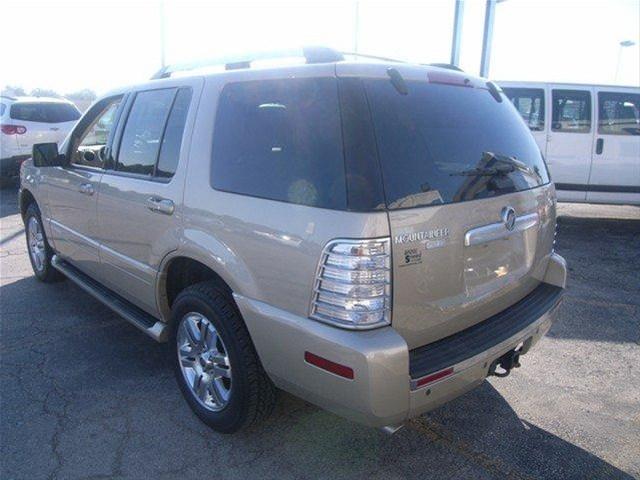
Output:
(588, 88), (640, 204)
(361, 72), (555, 349)
(546, 87), (595, 201)
(95, 82), (199, 315)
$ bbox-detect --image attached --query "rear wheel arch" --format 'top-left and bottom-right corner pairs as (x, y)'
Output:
(158, 255), (237, 322)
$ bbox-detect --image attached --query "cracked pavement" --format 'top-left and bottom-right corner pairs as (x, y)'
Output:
(1, 183), (639, 479)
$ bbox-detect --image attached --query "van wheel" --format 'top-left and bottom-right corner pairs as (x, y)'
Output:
(170, 281), (276, 433)
(24, 203), (64, 283)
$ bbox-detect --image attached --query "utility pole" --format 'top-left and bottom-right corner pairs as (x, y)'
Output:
(160, 0), (166, 68)
(450, 0), (464, 67)
(479, 0), (496, 78)
(615, 40), (635, 83)
(354, 0), (360, 53)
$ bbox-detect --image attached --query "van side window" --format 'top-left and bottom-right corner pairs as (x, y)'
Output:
(156, 88), (192, 178)
(503, 88), (545, 131)
(211, 78), (347, 210)
(117, 89), (175, 176)
(598, 92), (640, 136)
(552, 90), (591, 133)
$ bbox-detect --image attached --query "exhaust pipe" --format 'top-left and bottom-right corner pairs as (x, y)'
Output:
(380, 424), (405, 435)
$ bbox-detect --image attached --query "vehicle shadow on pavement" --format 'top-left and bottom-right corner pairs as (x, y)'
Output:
(1, 275), (635, 479)
(0, 183), (20, 219)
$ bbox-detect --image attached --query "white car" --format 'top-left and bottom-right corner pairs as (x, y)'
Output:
(499, 82), (640, 206)
(1, 96), (81, 185)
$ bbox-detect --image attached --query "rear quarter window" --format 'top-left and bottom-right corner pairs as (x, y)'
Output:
(10, 102), (81, 123)
(211, 77), (347, 210)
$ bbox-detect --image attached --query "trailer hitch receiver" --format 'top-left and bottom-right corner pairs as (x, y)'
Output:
(488, 348), (522, 378)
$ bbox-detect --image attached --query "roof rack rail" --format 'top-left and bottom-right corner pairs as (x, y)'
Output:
(151, 46), (344, 80)
(427, 63), (464, 72)
(341, 52), (405, 63)
(1, 94), (17, 101)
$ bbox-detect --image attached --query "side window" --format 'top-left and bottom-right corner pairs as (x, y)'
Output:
(211, 78), (346, 209)
(552, 89), (591, 133)
(503, 88), (545, 131)
(116, 89), (175, 175)
(598, 92), (640, 136)
(156, 88), (192, 178)
(71, 98), (122, 168)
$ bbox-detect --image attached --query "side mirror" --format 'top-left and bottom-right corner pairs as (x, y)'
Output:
(32, 143), (65, 167)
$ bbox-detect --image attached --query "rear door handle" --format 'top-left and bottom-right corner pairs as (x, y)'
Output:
(79, 183), (95, 196)
(146, 197), (175, 215)
(595, 138), (604, 155)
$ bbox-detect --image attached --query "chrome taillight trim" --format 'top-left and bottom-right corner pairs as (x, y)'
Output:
(309, 238), (392, 330)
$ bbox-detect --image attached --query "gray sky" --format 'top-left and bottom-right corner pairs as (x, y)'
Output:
(2, 0), (639, 94)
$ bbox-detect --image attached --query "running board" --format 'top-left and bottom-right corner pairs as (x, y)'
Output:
(51, 255), (168, 342)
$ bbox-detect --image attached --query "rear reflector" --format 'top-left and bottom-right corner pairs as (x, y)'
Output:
(414, 367), (454, 388)
(304, 351), (354, 380)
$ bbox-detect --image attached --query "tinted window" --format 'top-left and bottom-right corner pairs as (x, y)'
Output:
(156, 88), (192, 178)
(364, 80), (549, 209)
(0, 103), (5, 116)
(10, 102), (80, 123)
(598, 92), (640, 136)
(117, 89), (175, 175)
(552, 89), (591, 133)
(503, 87), (545, 131)
(72, 98), (122, 168)
(212, 78), (346, 209)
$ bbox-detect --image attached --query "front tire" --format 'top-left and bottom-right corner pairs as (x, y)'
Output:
(24, 203), (64, 283)
(170, 281), (276, 433)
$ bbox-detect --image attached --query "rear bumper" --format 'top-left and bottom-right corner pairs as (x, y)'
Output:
(237, 254), (566, 428)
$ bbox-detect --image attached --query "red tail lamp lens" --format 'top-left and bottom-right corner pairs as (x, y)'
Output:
(304, 351), (354, 380)
(1, 125), (27, 135)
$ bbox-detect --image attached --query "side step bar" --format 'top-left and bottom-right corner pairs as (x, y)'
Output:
(51, 255), (168, 342)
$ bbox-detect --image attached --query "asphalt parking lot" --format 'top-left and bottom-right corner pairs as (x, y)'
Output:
(1, 182), (639, 480)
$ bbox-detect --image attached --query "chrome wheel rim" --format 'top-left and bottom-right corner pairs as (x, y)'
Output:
(177, 312), (232, 411)
(27, 216), (46, 273)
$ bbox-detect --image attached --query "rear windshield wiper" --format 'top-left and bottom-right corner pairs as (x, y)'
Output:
(451, 164), (515, 177)
(450, 152), (538, 179)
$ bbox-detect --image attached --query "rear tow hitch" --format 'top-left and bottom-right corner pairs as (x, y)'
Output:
(488, 349), (521, 378)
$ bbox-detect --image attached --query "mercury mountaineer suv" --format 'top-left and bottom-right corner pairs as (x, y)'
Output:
(19, 47), (566, 434)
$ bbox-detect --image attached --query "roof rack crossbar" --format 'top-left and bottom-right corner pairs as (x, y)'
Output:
(151, 46), (344, 79)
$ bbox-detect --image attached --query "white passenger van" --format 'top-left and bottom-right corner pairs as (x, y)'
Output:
(499, 82), (640, 205)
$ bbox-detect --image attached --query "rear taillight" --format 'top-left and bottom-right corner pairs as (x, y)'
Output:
(1, 125), (27, 135)
(310, 238), (391, 329)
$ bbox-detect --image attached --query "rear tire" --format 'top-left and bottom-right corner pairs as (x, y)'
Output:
(24, 203), (64, 283)
(170, 281), (276, 433)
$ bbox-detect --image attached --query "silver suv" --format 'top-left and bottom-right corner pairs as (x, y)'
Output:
(19, 48), (566, 434)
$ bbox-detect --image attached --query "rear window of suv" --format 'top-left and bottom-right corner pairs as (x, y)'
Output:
(363, 79), (550, 209)
(211, 78), (347, 210)
(10, 102), (81, 123)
